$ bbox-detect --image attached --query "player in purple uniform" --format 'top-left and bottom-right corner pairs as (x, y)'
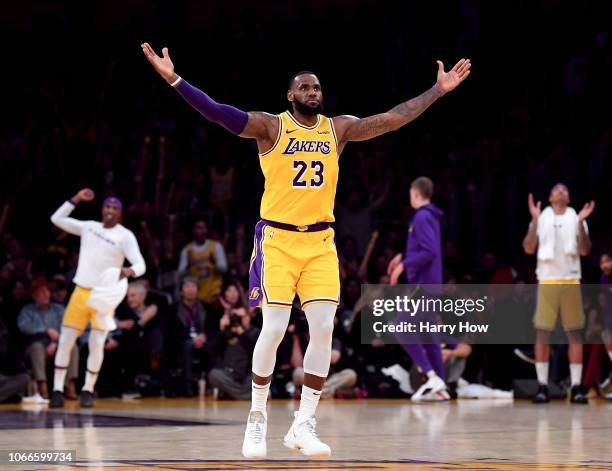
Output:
(388, 177), (449, 401)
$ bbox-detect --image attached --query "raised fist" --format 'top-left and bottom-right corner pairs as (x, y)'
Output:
(73, 188), (95, 204)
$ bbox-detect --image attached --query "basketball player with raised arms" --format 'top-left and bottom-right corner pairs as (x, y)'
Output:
(142, 42), (471, 459)
(49, 189), (146, 409)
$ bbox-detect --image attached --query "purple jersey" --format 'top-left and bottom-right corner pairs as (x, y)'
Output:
(403, 203), (443, 284)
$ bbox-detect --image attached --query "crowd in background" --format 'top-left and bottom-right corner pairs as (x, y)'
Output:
(1, 0), (612, 402)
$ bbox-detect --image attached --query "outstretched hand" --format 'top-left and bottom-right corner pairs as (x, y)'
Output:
(578, 200), (595, 222)
(527, 193), (541, 220)
(141, 42), (175, 84)
(436, 58), (471, 93)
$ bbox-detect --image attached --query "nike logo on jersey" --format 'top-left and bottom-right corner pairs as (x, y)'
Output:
(281, 137), (331, 155)
(286, 129), (298, 134)
(317, 130), (330, 135)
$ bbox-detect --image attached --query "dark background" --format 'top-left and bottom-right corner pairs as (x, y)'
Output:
(0, 0), (611, 397)
(1, 0), (610, 277)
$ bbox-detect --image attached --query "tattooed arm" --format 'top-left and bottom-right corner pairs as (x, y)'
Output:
(334, 59), (471, 149)
(334, 88), (441, 142)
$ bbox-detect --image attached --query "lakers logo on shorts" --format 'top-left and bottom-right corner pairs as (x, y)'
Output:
(249, 287), (260, 300)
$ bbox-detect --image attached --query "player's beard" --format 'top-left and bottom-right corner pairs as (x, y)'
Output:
(293, 98), (323, 116)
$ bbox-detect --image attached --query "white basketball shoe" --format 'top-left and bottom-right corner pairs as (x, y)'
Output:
(419, 388), (451, 401)
(283, 412), (331, 458)
(242, 410), (267, 459)
(411, 374), (449, 402)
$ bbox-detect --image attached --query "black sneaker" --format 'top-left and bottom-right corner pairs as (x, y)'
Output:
(570, 385), (587, 404)
(80, 390), (95, 408)
(532, 384), (550, 404)
(49, 390), (65, 408)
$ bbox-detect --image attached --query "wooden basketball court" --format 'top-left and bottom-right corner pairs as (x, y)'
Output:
(1, 398), (611, 470)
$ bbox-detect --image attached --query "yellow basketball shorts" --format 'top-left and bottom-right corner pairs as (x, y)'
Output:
(533, 281), (585, 332)
(63, 286), (105, 331)
(248, 220), (340, 309)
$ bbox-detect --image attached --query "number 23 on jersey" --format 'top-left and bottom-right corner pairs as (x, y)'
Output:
(258, 111), (339, 226)
(292, 160), (324, 188)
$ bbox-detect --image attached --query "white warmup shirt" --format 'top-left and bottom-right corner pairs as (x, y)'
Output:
(534, 208), (587, 282)
(50, 201), (146, 288)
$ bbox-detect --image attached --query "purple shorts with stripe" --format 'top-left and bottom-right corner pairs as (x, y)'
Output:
(248, 220), (270, 308)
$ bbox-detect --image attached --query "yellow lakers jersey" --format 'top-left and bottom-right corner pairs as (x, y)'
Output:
(186, 242), (223, 303)
(259, 112), (339, 226)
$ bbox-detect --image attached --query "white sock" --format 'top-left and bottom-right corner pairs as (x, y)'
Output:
(251, 381), (270, 415)
(53, 326), (80, 392)
(54, 368), (68, 392)
(83, 371), (98, 392)
(296, 385), (321, 423)
(569, 363), (582, 387)
(426, 370), (437, 380)
(535, 362), (549, 385)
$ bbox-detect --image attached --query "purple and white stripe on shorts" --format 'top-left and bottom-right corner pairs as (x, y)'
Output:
(248, 220), (295, 309)
(248, 220), (270, 308)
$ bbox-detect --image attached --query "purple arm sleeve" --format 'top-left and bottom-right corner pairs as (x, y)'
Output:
(174, 78), (248, 135)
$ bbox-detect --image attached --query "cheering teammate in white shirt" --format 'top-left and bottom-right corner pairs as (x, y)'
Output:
(523, 184), (594, 404)
(49, 188), (146, 408)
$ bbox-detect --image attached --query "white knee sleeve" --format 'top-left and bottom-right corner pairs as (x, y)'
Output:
(53, 326), (81, 391)
(55, 326), (80, 368)
(87, 329), (108, 373)
(303, 303), (336, 377)
(251, 306), (291, 377)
